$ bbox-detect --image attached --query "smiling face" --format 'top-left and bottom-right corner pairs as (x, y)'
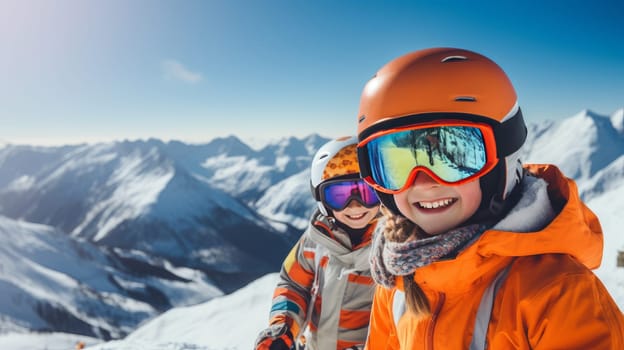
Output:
(332, 200), (380, 229)
(393, 171), (482, 235)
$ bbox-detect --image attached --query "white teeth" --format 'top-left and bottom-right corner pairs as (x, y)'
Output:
(418, 198), (454, 209)
(348, 213), (366, 219)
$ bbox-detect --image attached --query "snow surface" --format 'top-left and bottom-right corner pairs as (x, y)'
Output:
(587, 170), (624, 304)
(610, 108), (624, 134)
(83, 274), (279, 350)
(254, 169), (316, 231)
(0, 215), (222, 340)
(0, 332), (99, 350)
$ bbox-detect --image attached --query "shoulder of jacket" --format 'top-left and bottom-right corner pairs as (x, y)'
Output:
(506, 254), (596, 298)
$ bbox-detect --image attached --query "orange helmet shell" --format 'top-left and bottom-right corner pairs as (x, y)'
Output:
(357, 48), (518, 136)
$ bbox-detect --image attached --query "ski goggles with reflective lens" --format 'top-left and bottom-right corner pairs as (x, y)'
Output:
(357, 120), (499, 194)
(319, 178), (380, 211)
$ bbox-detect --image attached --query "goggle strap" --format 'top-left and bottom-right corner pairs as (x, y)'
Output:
(357, 146), (372, 182)
(494, 109), (527, 157)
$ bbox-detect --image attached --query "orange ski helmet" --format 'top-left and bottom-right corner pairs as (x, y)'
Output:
(356, 48), (527, 219)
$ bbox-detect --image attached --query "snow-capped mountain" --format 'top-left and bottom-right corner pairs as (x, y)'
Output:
(0, 215), (221, 340)
(0, 136), (329, 294)
(0, 135), (328, 339)
(611, 108), (624, 135)
(255, 169), (317, 230)
(188, 134), (327, 203)
(1, 109), (624, 350)
(521, 108), (624, 181)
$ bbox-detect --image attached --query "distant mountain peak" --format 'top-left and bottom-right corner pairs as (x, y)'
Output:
(205, 135), (252, 155)
(572, 108), (607, 121)
(209, 135), (245, 145)
(116, 138), (165, 146)
(611, 108), (624, 134)
(522, 108), (624, 180)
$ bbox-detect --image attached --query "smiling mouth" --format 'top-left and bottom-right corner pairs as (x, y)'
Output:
(416, 198), (457, 209)
(346, 213), (367, 220)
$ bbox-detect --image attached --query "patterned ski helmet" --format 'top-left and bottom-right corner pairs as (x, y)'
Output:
(310, 136), (361, 215)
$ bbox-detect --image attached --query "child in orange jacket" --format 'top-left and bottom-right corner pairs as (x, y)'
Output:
(355, 47), (624, 349)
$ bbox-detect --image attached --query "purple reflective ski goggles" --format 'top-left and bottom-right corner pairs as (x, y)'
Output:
(319, 179), (380, 211)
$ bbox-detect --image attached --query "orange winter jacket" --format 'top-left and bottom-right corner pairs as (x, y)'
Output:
(365, 164), (624, 350)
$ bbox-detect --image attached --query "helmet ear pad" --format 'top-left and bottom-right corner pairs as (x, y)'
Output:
(470, 149), (524, 223)
(375, 190), (401, 216)
(474, 160), (506, 220)
(310, 179), (330, 216)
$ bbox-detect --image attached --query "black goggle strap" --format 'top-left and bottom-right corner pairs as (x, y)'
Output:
(494, 108), (527, 157)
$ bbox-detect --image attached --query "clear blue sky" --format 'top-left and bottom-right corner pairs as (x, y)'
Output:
(1, 0), (622, 145)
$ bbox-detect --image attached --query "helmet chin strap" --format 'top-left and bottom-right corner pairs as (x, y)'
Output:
(467, 161), (523, 225)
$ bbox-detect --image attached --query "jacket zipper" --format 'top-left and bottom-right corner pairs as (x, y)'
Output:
(426, 292), (445, 350)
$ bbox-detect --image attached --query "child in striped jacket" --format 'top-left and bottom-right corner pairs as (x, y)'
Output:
(255, 136), (381, 350)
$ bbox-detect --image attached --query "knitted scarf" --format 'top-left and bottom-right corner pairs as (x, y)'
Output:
(370, 223), (489, 288)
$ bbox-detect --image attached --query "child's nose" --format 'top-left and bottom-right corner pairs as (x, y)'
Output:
(410, 170), (439, 188)
(346, 199), (364, 208)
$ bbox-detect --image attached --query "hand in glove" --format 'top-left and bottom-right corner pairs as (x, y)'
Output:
(255, 323), (294, 350)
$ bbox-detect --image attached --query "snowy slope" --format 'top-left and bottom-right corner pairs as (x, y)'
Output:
(611, 108), (624, 135)
(0, 139), (298, 294)
(0, 332), (100, 350)
(584, 156), (624, 303)
(0, 216), (221, 339)
(84, 274), (280, 350)
(254, 169), (317, 231)
(521, 109), (624, 180)
(0, 135), (326, 339)
(197, 134), (328, 202)
(0, 135), (328, 241)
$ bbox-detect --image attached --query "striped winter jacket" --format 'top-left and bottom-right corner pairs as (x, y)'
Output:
(268, 211), (378, 350)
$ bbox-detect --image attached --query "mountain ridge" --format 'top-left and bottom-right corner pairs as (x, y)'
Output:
(0, 110), (623, 342)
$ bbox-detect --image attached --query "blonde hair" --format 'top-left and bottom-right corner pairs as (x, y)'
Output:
(381, 206), (431, 320)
